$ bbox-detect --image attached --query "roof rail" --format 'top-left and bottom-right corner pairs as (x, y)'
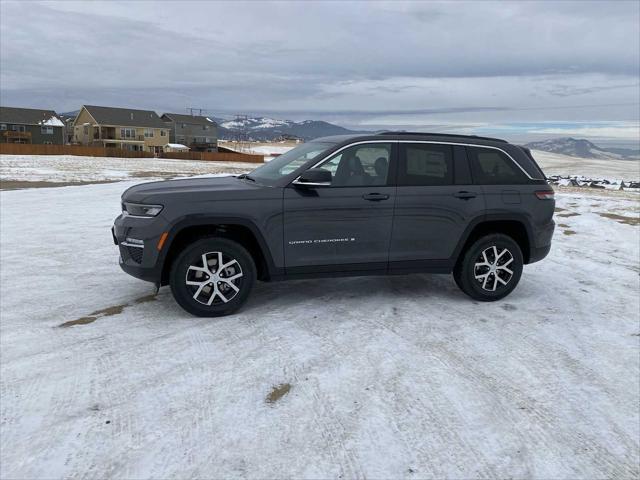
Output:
(377, 131), (508, 143)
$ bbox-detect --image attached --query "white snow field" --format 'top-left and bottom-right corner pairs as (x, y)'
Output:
(531, 149), (640, 180)
(0, 155), (255, 185)
(1, 157), (639, 478)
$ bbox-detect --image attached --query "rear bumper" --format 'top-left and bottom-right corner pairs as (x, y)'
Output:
(529, 244), (551, 263)
(528, 219), (555, 264)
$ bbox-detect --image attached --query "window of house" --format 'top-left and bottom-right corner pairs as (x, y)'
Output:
(203, 125), (209, 130)
(121, 128), (136, 139)
(83, 125), (89, 135)
(467, 147), (528, 185)
(0, 124), (6, 130)
(11, 125), (26, 132)
(160, 130), (166, 137)
(398, 144), (453, 186)
(320, 143), (392, 187)
(41, 126), (54, 135)
(144, 128), (154, 138)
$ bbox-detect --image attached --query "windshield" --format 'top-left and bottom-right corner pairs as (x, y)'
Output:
(247, 142), (334, 184)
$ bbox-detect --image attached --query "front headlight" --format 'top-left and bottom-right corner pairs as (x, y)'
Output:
(123, 202), (163, 217)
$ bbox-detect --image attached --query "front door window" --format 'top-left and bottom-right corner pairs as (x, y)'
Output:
(319, 143), (391, 186)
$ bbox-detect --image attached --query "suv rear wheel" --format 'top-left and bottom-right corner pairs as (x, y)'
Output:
(454, 233), (523, 301)
(170, 237), (256, 317)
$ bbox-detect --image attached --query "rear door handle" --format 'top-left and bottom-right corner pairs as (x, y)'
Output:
(453, 191), (477, 200)
(362, 193), (390, 201)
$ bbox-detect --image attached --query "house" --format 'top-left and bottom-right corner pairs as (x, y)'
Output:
(73, 105), (169, 154)
(164, 143), (190, 153)
(161, 113), (217, 152)
(0, 106), (65, 144)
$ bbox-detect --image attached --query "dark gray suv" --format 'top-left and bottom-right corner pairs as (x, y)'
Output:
(113, 132), (555, 316)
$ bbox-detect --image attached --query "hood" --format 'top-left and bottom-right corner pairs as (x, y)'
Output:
(122, 175), (261, 203)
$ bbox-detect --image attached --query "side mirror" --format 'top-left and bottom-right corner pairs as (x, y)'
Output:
(293, 168), (332, 187)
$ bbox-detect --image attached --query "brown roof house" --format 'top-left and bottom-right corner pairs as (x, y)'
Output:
(0, 106), (65, 144)
(161, 113), (217, 152)
(73, 105), (169, 154)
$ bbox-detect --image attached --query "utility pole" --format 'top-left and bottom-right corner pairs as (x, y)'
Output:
(232, 114), (250, 152)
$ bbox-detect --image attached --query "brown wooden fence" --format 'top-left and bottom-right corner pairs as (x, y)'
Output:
(0, 143), (153, 158)
(159, 151), (264, 163)
(0, 143), (264, 163)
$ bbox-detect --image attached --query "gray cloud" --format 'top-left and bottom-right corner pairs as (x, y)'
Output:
(0, 0), (638, 129)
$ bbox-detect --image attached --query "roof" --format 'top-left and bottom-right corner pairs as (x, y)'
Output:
(161, 113), (217, 127)
(82, 105), (167, 128)
(378, 131), (507, 143)
(313, 132), (510, 147)
(165, 143), (189, 149)
(0, 106), (63, 127)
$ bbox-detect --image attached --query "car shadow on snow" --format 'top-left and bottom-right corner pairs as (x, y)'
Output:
(60, 271), (549, 327)
(244, 273), (471, 313)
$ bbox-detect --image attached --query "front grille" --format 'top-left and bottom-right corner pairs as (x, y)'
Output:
(126, 246), (143, 264)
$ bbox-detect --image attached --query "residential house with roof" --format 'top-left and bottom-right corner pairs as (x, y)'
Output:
(161, 113), (218, 152)
(0, 106), (65, 144)
(73, 105), (169, 154)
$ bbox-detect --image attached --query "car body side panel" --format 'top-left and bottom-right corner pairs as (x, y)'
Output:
(282, 185), (396, 267)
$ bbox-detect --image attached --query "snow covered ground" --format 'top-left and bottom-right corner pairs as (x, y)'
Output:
(530, 149), (639, 180)
(1, 158), (639, 478)
(0, 155), (254, 186)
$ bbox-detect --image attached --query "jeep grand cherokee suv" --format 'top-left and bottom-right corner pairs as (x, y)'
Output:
(113, 132), (554, 316)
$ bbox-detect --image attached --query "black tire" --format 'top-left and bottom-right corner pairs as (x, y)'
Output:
(169, 237), (256, 317)
(453, 233), (523, 302)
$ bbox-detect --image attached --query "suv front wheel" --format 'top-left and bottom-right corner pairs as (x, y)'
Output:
(170, 237), (256, 317)
(454, 234), (523, 301)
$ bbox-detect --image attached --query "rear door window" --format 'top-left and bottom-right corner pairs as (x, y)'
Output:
(398, 143), (453, 186)
(467, 147), (528, 184)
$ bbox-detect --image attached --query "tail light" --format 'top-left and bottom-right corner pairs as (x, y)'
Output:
(535, 190), (555, 200)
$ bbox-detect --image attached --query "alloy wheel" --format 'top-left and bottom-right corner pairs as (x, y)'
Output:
(185, 251), (243, 305)
(473, 246), (514, 292)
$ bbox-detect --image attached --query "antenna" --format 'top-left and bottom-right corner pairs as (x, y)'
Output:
(186, 107), (206, 116)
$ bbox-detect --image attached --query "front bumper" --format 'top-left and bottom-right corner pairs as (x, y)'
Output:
(112, 214), (168, 284)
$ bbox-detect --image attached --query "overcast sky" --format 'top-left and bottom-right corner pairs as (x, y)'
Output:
(1, 0), (639, 144)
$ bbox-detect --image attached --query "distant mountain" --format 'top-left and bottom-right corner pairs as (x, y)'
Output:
(525, 137), (640, 160)
(59, 110), (80, 118)
(213, 116), (366, 141)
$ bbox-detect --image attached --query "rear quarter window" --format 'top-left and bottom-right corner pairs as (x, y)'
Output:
(467, 147), (529, 185)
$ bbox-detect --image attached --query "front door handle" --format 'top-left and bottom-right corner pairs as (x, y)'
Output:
(453, 191), (477, 200)
(362, 193), (390, 201)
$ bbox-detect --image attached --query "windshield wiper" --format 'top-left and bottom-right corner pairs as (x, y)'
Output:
(237, 174), (256, 182)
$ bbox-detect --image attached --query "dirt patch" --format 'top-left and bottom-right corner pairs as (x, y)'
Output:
(129, 171), (183, 179)
(1, 180), (119, 191)
(557, 223), (570, 228)
(557, 212), (581, 218)
(266, 383), (291, 404)
(554, 207), (567, 212)
(501, 304), (517, 311)
(58, 294), (156, 328)
(132, 294), (157, 305)
(597, 212), (640, 226)
(563, 229), (577, 236)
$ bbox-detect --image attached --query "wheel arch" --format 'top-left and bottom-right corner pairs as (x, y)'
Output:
(158, 216), (278, 285)
(452, 214), (534, 266)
